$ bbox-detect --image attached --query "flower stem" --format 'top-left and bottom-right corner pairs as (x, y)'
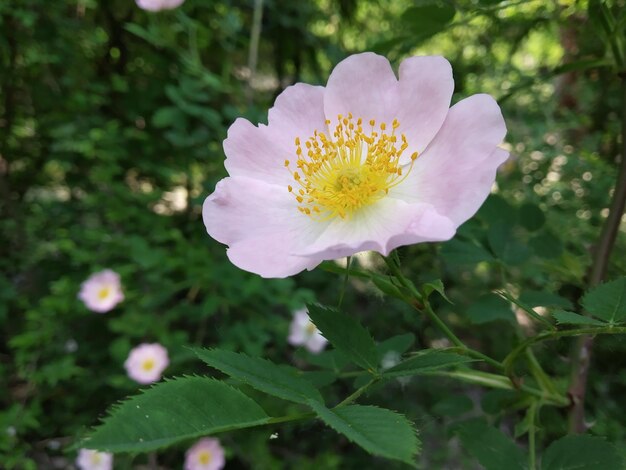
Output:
(337, 256), (352, 308)
(382, 254), (504, 370)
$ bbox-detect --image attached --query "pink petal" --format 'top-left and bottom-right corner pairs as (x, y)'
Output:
(202, 177), (323, 278)
(396, 56), (454, 159)
(295, 198), (455, 260)
(224, 84), (325, 187)
(306, 333), (328, 354)
(392, 94), (507, 226)
(324, 53), (399, 127)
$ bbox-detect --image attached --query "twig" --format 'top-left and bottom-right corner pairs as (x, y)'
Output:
(567, 72), (626, 433)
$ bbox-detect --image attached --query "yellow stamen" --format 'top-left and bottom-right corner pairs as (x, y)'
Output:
(98, 287), (111, 300)
(198, 450), (212, 465)
(285, 115), (418, 220)
(142, 359), (155, 372)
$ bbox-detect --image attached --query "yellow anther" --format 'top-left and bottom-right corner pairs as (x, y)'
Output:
(286, 115), (416, 220)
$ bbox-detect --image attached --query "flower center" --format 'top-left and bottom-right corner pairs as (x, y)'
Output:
(285, 114), (418, 219)
(90, 453), (102, 465)
(305, 322), (317, 335)
(198, 450), (212, 465)
(142, 359), (155, 372)
(98, 286), (111, 300)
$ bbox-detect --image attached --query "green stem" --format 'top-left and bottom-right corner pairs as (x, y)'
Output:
(528, 400), (538, 470)
(504, 326), (626, 377)
(265, 411), (315, 425)
(383, 254), (504, 370)
(335, 378), (379, 407)
(418, 370), (568, 406)
(337, 256), (352, 308)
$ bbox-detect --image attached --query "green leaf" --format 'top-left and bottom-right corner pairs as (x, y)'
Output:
(552, 310), (607, 327)
(400, 1), (456, 44)
(85, 377), (269, 453)
(542, 435), (623, 470)
(309, 401), (420, 465)
(441, 238), (495, 266)
(306, 304), (379, 372)
(466, 294), (515, 324)
(421, 279), (452, 304)
(377, 333), (415, 358)
(519, 203), (546, 232)
(581, 277), (626, 324)
(529, 231), (563, 259)
(519, 290), (573, 309)
(488, 221), (531, 265)
(383, 350), (473, 378)
(432, 395), (473, 417)
(372, 276), (410, 302)
(455, 419), (526, 470)
(194, 348), (323, 405)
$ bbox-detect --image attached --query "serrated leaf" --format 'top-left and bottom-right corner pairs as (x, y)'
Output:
(582, 277), (626, 324)
(309, 401), (420, 465)
(306, 304), (379, 372)
(383, 350), (473, 377)
(542, 435), (623, 470)
(552, 310), (607, 326)
(466, 294), (515, 324)
(85, 377), (269, 453)
(194, 349), (323, 405)
(455, 418), (526, 470)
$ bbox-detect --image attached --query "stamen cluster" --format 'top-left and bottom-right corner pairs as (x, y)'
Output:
(285, 114), (418, 219)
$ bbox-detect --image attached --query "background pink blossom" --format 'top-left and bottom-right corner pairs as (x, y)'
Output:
(288, 308), (328, 354)
(184, 437), (225, 470)
(136, 0), (185, 12)
(76, 449), (113, 470)
(78, 269), (124, 313)
(124, 343), (169, 384)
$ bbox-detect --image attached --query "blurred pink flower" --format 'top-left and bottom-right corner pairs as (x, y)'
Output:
(203, 52), (508, 278)
(136, 0), (185, 11)
(124, 343), (169, 384)
(76, 449), (113, 470)
(78, 269), (124, 313)
(184, 437), (225, 470)
(288, 308), (327, 354)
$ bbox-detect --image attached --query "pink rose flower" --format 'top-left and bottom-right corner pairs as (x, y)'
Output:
(184, 438), (225, 470)
(124, 343), (169, 384)
(76, 449), (113, 470)
(78, 269), (124, 313)
(135, 0), (185, 11)
(203, 52), (508, 278)
(287, 308), (327, 354)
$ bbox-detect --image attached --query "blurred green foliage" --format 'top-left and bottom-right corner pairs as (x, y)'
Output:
(1, 0), (625, 468)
